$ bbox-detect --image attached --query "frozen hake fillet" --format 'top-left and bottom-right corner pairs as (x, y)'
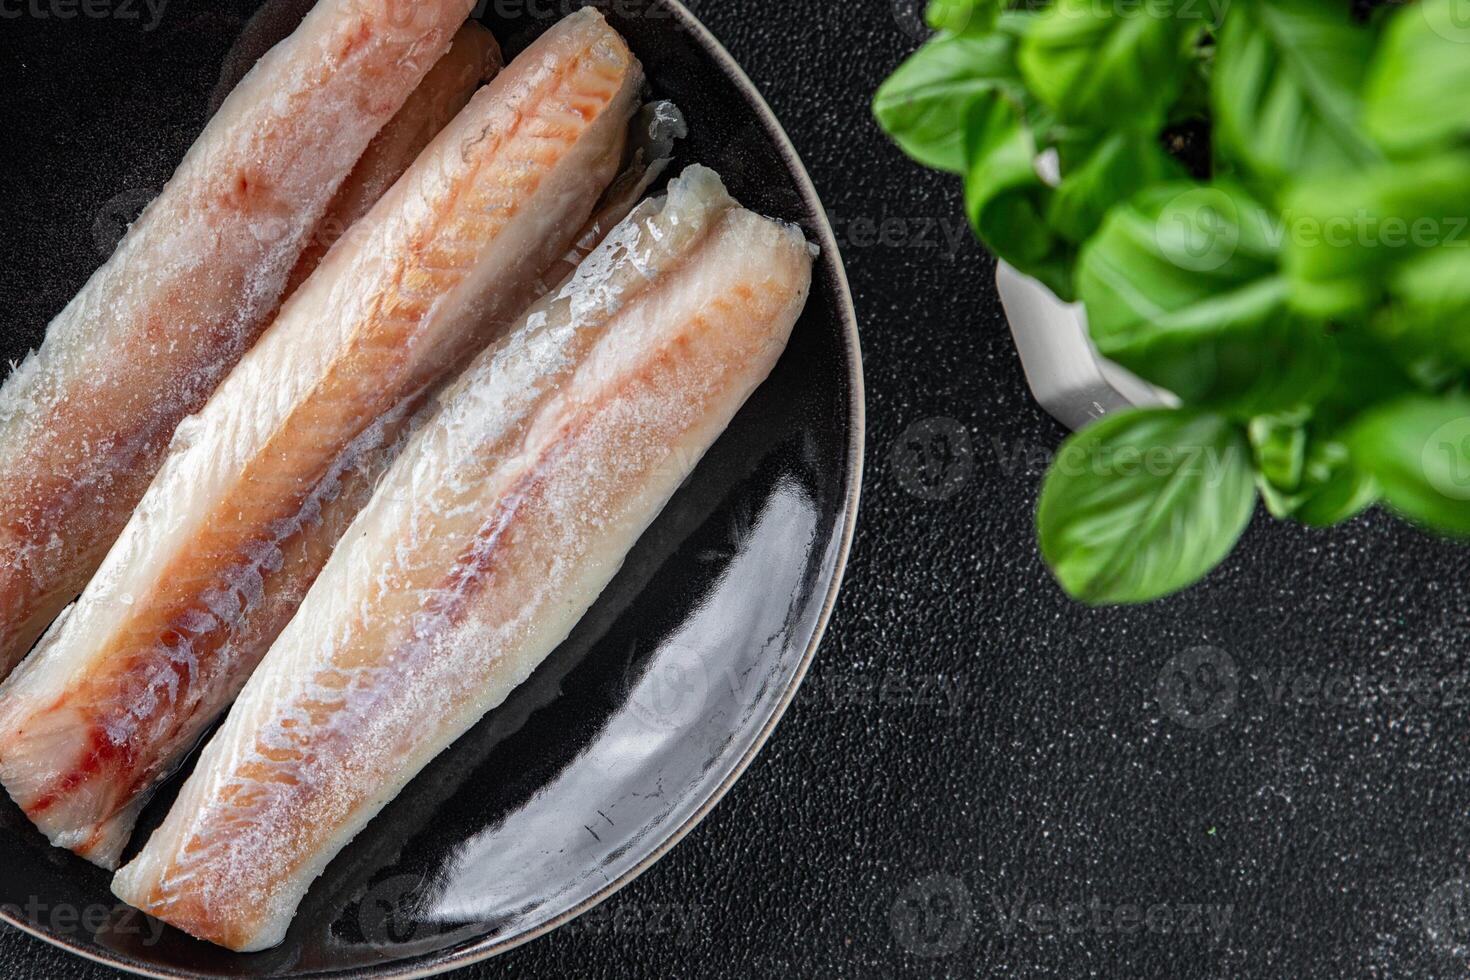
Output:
(284, 20), (504, 294)
(0, 8), (642, 871)
(536, 101), (690, 293)
(111, 165), (814, 953)
(0, 0), (478, 678)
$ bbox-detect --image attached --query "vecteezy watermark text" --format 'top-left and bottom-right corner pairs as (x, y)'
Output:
(0, 0), (167, 30)
(889, 874), (1233, 958)
(564, 901), (707, 944)
(1156, 645), (1470, 731)
(805, 671), (968, 718)
(1156, 185), (1470, 273)
(827, 210), (973, 259)
(1, 898), (166, 946)
(893, 0), (1234, 41)
(991, 889), (1234, 941)
(471, 0), (678, 22)
(890, 422), (1243, 502)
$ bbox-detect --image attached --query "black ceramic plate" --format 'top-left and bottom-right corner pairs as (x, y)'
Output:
(0, 1), (862, 976)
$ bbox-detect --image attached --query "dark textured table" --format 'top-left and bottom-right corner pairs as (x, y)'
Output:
(6, 1), (1470, 977)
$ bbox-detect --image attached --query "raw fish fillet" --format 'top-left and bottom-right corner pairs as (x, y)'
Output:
(0, 0), (477, 678)
(112, 165), (814, 952)
(0, 8), (642, 871)
(536, 100), (689, 292)
(284, 21), (503, 294)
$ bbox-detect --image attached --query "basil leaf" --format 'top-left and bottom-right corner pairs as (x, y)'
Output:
(964, 94), (1076, 299)
(1290, 441), (1378, 527)
(1310, 331), (1419, 434)
(1212, 0), (1381, 186)
(927, 0), (999, 36)
(1283, 152), (1470, 319)
(1038, 408), (1257, 605)
(1250, 416), (1377, 525)
(1348, 394), (1470, 535)
(1048, 127), (1187, 245)
(1250, 409), (1309, 495)
(1364, 0), (1470, 154)
(873, 29), (1025, 174)
(1018, 0), (1200, 126)
(1391, 247), (1470, 321)
(1077, 182), (1331, 412)
(1380, 248), (1470, 366)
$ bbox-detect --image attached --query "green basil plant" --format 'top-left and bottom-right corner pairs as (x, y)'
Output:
(875, 0), (1470, 603)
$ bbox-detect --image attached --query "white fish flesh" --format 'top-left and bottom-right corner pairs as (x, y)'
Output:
(112, 164), (815, 952)
(0, 0), (478, 677)
(0, 8), (641, 870)
(284, 20), (503, 293)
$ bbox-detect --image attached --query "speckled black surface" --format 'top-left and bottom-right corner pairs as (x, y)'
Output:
(6, 0), (1470, 978)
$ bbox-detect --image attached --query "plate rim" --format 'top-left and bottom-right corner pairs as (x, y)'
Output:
(1, 0), (866, 975)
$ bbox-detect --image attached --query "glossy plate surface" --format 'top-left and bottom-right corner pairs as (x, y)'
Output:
(0, 1), (863, 976)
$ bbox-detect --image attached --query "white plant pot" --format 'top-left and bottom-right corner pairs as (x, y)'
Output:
(996, 261), (1177, 431)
